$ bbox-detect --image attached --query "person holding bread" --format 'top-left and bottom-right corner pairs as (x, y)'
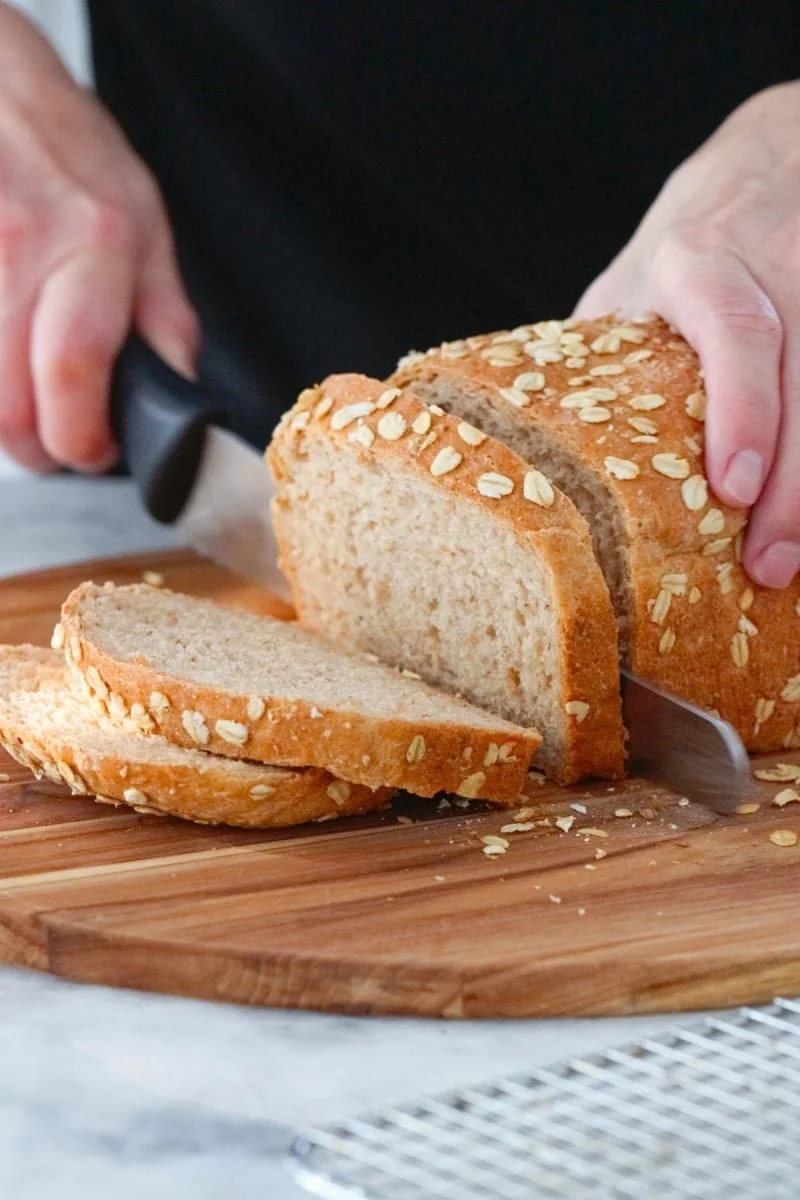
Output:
(0, 1), (799, 592)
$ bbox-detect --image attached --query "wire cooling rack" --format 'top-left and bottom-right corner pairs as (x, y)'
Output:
(290, 999), (800, 1200)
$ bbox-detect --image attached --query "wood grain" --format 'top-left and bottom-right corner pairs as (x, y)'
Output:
(1, 551), (799, 1017)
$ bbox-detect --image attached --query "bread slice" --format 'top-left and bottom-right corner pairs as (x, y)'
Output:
(0, 646), (392, 827)
(267, 375), (624, 783)
(58, 583), (538, 801)
(391, 315), (800, 752)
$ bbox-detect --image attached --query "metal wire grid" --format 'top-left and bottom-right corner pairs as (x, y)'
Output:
(290, 999), (800, 1200)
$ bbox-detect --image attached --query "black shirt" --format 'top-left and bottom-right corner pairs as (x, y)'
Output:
(88, 1), (800, 444)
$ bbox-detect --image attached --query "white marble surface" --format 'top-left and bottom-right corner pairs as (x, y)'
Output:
(0, 475), (707, 1199)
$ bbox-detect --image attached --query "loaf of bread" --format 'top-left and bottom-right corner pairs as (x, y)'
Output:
(390, 315), (800, 752)
(0, 645), (391, 827)
(267, 374), (625, 784)
(59, 582), (539, 801)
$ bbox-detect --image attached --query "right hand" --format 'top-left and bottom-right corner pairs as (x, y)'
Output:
(0, 3), (199, 472)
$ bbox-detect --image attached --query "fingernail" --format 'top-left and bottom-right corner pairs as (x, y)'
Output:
(78, 444), (120, 476)
(723, 450), (764, 506)
(752, 541), (800, 589)
(157, 340), (198, 381)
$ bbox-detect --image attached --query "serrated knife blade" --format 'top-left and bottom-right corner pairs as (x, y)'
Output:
(622, 668), (750, 812)
(174, 424), (288, 596)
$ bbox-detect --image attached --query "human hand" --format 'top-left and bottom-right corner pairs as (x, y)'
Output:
(575, 81), (800, 589)
(0, 2), (199, 472)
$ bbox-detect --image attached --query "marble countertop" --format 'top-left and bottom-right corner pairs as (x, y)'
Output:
(0, 474), (704, 1200)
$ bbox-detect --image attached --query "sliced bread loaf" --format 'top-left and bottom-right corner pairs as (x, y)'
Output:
(391, 315), (800, 752)
(0, 646), (391, 827)
(58, 583), (538, 801)
(267, 374), (624, 783)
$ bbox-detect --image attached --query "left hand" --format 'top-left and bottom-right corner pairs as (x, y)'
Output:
(574, 81), (800, 589)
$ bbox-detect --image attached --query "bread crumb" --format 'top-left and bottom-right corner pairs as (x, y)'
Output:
(555, 815), (575, 832)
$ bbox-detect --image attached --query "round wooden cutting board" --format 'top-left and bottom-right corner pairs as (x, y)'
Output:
(1, 550), (799, 1018)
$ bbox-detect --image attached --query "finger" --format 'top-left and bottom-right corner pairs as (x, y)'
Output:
(744, 330), (800, 588)
(650, 238), (782, 509)
(0, 304), (54, 471)
(134, 224), (200, 379)
(30, 248), (134, 471)
(573, 252), (643, 320)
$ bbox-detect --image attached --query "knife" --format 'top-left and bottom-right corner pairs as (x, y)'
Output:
(111, 335), (289, 598)
(113, 337), (751, 812)
(622, 669), (750, 812)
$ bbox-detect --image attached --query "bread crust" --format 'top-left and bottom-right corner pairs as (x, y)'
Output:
(391, 316), (800, 752)
(267, 374), (625, 783)
(59, 583), (538, 802)
(0, 646), (390, 828)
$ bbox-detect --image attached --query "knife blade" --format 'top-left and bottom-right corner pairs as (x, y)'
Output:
(111, 336), (289, 596)
(622, 668), (750, 812)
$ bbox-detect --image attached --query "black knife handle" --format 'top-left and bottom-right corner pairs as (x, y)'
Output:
(110, 336), (220, 524)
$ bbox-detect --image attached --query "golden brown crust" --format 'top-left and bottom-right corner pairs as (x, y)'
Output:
(267, 374), (625, 783)
(391, 316), (800, 752)
(0, 646), (390, 828)
(59, 583), (537, 802)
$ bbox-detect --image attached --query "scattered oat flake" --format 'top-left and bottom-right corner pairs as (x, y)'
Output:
(570, 802), (588, 815)
(142, 570), (164, 586)
(0, 773), (9, 783)
(583, 827), (609, 838)
(555, 815), (575, 832)
(735, 803), (760, 815)
(514, 807), (536, 821)
(396, 815), (414, 825)
(584, 863), (597, 871)
(774, 789), (800, 808)
(481, 835), (510, 848)
(678, 798), (690, 807)
(549, 895), (562, 904)
(577, 907), (587, 916)
(595, 848), (608, 860)
(434, 875), (445, 882)
(483, 844), (507, 858)
(755, 764), (800, 783)
(769, 830), (798, 848)
(614, 808), (633, 818)
(500, 822), (535, 833)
